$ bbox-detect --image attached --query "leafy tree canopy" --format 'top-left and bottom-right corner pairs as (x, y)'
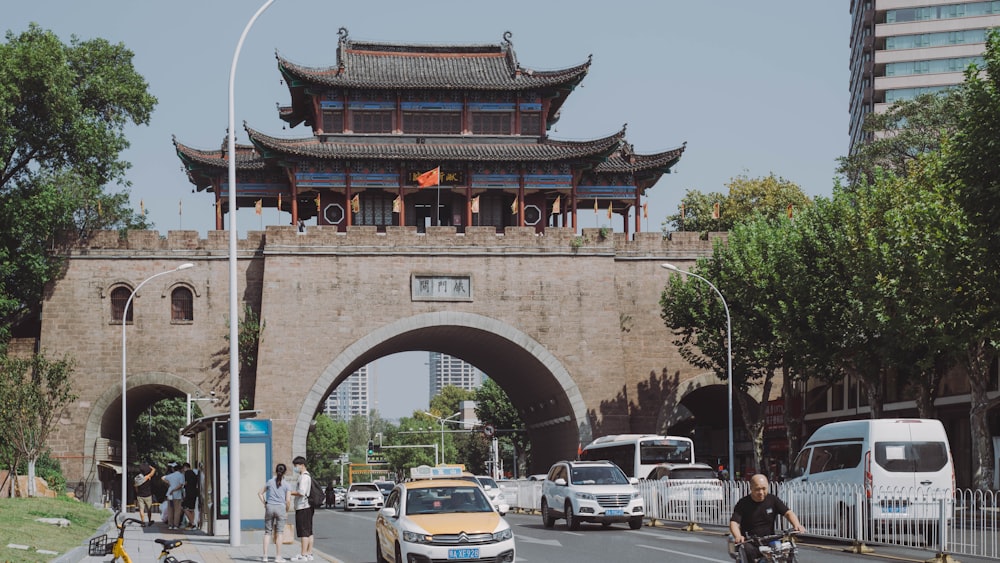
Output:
(662, 173), (810, 235)
(0, 24), (156, 340)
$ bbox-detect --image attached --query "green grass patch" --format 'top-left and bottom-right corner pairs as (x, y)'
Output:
(0, 496), (110, 562)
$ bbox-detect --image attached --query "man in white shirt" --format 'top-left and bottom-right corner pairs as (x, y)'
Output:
(289, 456), (314, 561)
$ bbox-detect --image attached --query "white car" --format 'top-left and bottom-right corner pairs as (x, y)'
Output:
(644, 462), (724, 518)
(375, 479), (515, 563)
(540, 460), (645, 530)
(344, 482), (384, 511)
(474, 475), (508, 514)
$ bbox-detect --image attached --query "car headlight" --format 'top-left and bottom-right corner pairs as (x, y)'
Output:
(495, 493), (506, 503)
(402, 531), (433, 544)
(631, 492), (642, 500)
(492, 528), (513, 541)
(575, 492), (595, 501)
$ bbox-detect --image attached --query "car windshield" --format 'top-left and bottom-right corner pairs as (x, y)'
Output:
(570, 466), (628, 485)
(476, 477), (498, 489)
(406, 486), (494, 515)
(668, 468), (717, 480)
(376, 482), (394, 493)
(351, 484), (379, 493)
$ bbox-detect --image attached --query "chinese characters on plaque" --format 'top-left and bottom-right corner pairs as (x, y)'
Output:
(411, 275), (472, 301)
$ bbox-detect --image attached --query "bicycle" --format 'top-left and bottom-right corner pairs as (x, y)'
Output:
(88, 511), (197, 563)
(727, 529), (800, 563)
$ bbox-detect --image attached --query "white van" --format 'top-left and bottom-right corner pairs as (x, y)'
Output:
(786, 419), (954, 540)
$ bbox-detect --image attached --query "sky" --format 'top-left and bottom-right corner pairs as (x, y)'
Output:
(6, 1), (850, 419)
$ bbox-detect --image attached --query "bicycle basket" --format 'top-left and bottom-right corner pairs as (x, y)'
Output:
(88, 534), (110, 556)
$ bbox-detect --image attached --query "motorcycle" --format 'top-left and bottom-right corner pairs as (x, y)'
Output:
(727, 529), (800, 563)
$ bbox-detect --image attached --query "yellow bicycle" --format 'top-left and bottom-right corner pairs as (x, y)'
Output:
(89, 511), (197, 563)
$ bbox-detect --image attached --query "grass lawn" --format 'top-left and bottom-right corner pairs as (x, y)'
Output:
(0, 496), (110, 562)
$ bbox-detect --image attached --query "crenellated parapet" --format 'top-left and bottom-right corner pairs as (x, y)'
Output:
(72, 227), (723, 258)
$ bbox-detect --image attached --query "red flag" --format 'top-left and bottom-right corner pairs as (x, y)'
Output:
(416, 167), (440, 188)
(642, 202), (648, 219)
(255, 199), (262, 215)
(712, 201), (720, 219)
(787, 203), (794, 218)
(680, 203), (686, 218)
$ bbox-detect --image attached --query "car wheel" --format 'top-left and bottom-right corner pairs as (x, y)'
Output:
(629, 516), (643, 530)
(344, 505), (352, 512)
(565, 501), (580, 531)
(541, 499), (555, 529)
(394, 542), (403, 563)
(375, 534), (388, 563)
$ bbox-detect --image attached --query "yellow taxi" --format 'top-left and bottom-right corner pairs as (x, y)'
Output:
(375, 467), (515, 563)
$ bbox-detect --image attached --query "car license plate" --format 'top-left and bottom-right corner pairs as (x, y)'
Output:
(448, 548), (479, 559)
(605, 509), (624, 516)
(360, 500), (371, 505)
(883, 505), (906, 513)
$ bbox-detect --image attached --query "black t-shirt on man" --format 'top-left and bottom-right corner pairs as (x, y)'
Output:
(730, 493), (789, 538)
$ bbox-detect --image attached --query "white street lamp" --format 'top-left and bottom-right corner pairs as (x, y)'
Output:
(422, 411), (461, 465)
(227, 0), (275, 546)
(184, 392), (218, 462)
(120, 262), (194, 511)
(661, 262), (734, 482)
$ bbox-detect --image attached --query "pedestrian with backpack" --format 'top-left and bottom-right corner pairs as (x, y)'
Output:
(289, 456), (314, 561)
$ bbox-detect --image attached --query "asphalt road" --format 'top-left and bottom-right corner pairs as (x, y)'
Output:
(308, 507), (926, 563)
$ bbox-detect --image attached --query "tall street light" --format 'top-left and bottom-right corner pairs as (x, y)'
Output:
(661, 263), (734, 482)
(422, 411), (461, 465)
(227, 0), (275, 546)
(121, 262), (194, 510)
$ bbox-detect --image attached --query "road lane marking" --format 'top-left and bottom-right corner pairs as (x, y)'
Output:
(637, 544), (728, 562)
(630, 529), (711, 543)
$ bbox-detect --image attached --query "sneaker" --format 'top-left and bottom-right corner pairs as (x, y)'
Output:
(305, 555), (314, 561)
(261, 557), (269, 562)
(274, 557), (287, 562)
(186, 524), (197, 530)
(290, 555), (308, 561)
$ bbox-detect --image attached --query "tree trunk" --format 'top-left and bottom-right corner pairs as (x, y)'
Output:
(966, 340), (997, 491)
(781, 364), (803, 470)
(27, 458), (37, 497)
(735, 375), (773, 477)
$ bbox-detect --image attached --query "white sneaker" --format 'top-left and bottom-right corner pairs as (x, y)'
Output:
(261, 557), (269, 562)
(275, 557), (287, 562)
(306, 556), (314, 561)
(290, 555), (307, 562)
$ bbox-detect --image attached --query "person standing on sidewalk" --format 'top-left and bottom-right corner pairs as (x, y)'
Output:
(289, 456), (314, 561)
(133, 462), (156, 527)
(162, 462), (186, 530)
(181, 463), (199, 530)
(259, 463), (292, 562)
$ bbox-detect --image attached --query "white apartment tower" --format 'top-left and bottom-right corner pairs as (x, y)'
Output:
(848, 0), (1000, 151)
(324, 365), (370, 421)
(428, 352), (483, 397)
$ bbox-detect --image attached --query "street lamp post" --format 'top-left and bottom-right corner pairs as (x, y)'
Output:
(120, 263), (194, 511)
(227, 0), (275, 546)
(422, 411), (461, 465)
(661, 263), (734, 482)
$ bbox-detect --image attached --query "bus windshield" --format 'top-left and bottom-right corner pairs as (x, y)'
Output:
(639, 439), (693, 464)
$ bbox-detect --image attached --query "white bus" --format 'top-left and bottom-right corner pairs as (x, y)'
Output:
(579, 434), (696, 479)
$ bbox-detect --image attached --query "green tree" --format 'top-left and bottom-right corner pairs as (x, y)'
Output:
(837, 91), (962, 184)
(474, 379), (528, 476)
(662, 175), (810, 235)
(306, 414), (349, 485)
(384, 416), (439, 475)
(428, 385), (475, 418)
(0, 354), (76, 496)
(0, 24), (155, 340)
(130, 397), (187, 472)
(662, 189), (729, 234)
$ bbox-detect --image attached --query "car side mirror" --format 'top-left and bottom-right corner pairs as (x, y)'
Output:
(381, 507), (397, 518)
(554, 478), (567, 486)
(498, 503), (509, 515)
(629, 477), (639, 485)
(483, 484), (492, 490)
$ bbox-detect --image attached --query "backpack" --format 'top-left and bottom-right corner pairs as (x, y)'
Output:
(307, 476), (325, 509)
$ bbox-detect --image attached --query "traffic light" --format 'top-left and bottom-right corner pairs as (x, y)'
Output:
(367, 440), (374, 455)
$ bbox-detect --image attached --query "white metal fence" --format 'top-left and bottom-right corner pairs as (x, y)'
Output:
(499, 479), (1000, 560)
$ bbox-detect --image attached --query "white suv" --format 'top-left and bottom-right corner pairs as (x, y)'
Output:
(540, 460), (644, 530)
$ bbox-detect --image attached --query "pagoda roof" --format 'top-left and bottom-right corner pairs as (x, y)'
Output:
(594, 142), (686, 173)
(277, 29), (590, 92)
(244, 125), (625, 163)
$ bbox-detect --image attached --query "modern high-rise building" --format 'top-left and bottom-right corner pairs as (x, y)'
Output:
(324, 365), (370, 421)
(428, 352), (483, 397)
(848, 0), (1000, 151)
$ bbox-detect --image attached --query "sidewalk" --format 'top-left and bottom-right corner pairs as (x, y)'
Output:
(58, 519), (338, 563)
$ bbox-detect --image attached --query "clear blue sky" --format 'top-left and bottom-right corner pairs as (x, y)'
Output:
(6, 1), (850, 419)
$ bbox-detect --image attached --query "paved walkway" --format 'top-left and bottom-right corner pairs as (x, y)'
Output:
(57, 519), (338, 563)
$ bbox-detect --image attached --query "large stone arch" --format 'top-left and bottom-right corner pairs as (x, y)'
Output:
(291, 311), (589, 471)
